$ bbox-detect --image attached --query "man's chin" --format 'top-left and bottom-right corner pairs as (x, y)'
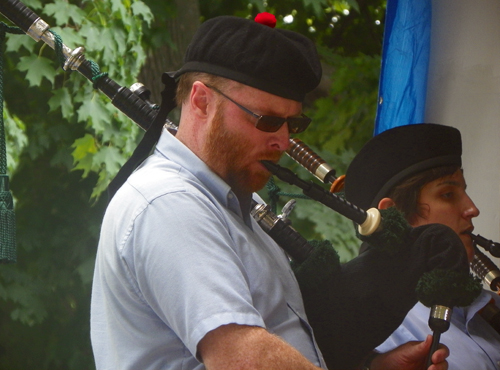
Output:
(256, 177), (272, 193)
(246, 172), (272, 193)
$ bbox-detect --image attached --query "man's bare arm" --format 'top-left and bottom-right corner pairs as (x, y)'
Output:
(198, 324), (323, 370)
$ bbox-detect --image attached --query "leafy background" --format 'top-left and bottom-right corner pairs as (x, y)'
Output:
(0, 0), (384, 368)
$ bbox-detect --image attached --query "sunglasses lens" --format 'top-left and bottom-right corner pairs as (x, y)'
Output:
(287, 116), (312, 134)
(255, 115), (312, 133)
(256, 116), (287, 132)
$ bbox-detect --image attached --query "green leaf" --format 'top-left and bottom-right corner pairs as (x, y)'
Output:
(129, 43), (147, 69)
(44, 0), (87, 25)
(71, 134), (98, 177)
(49, 26), (85, 51)
(99, 27), (118, 64)
(17, 55), (57, 87)
(112, 25), (127, 56)
(3, 104), (28, 173)
(73, 154), (95, 177)
(5, 33), (35, 53)
(23, 0), (43, 9)
(131, 0), (154, 25)
(109, 0), (128, 19)
(48, 88), (73, 120)
(93, 146), (126, 175)
(76, 95), (112, 132)
(78, 24), (104, 51)
(71, 134), (97, 162)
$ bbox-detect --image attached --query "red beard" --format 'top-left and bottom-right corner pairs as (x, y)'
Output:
(202, 103), (283, 196)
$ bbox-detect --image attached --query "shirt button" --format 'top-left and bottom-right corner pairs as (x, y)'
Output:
(228, 193), (234, 199)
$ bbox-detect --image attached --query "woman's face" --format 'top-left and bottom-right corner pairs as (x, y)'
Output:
(410, 170), (480, 262)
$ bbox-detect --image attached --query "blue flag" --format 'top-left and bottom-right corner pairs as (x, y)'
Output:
(374, 0), (432, 135)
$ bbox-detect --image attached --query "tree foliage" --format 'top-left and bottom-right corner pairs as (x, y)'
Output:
(0, 0), (385, 368)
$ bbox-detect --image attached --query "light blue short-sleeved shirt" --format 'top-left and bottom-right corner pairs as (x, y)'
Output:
(90, 128), (326, 370)
(376, 289), (500, 370)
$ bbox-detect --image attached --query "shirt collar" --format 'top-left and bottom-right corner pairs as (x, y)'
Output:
(463, 289), (500, 323)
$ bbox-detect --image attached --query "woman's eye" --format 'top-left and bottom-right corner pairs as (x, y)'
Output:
(441, 192), (454, 199)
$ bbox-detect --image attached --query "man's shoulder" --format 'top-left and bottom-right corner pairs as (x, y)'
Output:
(127, 155), (204, 198)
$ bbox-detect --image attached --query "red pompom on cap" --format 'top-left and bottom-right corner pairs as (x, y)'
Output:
(255, 12), (277, 28)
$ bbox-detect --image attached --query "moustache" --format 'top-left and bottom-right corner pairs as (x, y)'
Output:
(259, 151), (284, 163)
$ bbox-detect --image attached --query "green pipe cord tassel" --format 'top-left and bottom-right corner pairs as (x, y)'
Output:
(0, 23), (21, 264)
(0, 175), (15, 263)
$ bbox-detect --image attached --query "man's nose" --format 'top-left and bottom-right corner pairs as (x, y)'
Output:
(271, 122), (290, 152)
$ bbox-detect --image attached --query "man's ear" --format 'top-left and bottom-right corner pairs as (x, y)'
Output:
(190, 82), (211, 118)
(378, 197), (395, 210)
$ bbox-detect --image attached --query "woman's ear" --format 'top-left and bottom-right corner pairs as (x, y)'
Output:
(378, 197), (396, 210)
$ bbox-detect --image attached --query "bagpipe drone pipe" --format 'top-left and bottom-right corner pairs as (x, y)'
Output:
(469, 239), (500, 335)
(0, 2), (488, 368)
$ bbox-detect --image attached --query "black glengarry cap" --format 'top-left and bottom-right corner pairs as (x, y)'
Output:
(173, 13), (322, 102)
(344, 123), (462, 210)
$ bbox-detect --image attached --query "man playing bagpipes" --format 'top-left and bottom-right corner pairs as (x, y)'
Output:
(91, 13), (457, 370)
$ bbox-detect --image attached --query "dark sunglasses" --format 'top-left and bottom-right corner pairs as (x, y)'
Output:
(206, 85), (312, 134)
